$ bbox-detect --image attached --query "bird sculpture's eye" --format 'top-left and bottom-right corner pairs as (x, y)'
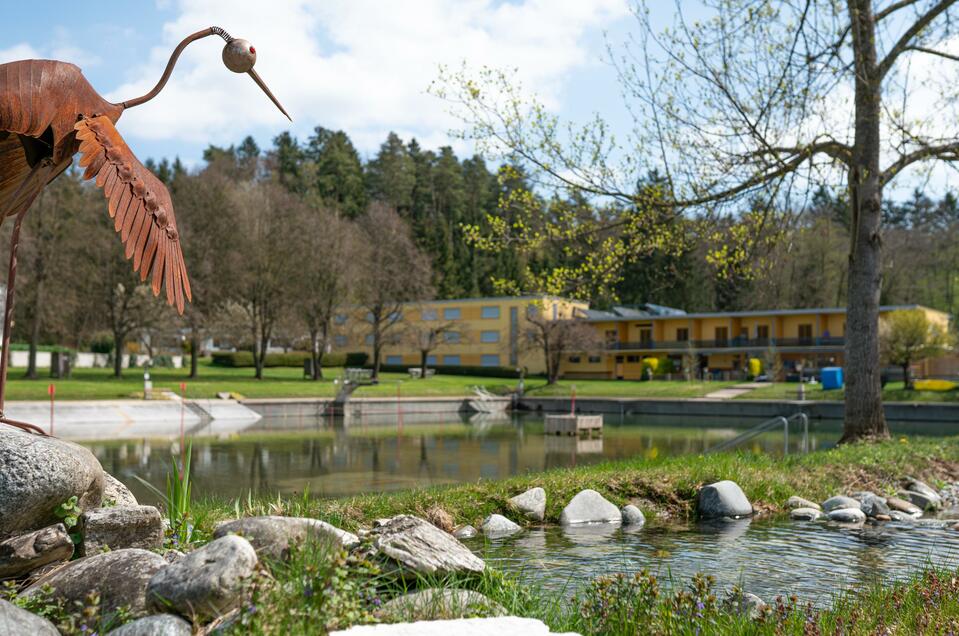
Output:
(250, 46), (256, 54)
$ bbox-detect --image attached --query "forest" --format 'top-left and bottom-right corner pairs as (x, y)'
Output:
(5, 126), (958, 374)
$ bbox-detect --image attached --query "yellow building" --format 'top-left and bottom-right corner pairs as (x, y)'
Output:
(562, 304), (951, 380)
(329, 296), (588, 374)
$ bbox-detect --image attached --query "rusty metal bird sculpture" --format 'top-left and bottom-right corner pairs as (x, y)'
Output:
(0, 27), (289, 434)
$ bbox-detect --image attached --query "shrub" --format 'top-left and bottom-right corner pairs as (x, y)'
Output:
(89, 333), (114, 355)
(211, 351), (368, 368)
(913, 379), (957, 392)
(373, 364), (525, 378)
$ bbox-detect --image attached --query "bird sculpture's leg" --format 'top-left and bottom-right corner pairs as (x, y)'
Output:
(0, 159), (54, 436)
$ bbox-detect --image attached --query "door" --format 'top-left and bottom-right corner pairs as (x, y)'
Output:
(615, 355), (624, 379)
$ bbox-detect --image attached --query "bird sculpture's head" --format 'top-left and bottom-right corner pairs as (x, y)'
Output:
(219, 33), (291, 121)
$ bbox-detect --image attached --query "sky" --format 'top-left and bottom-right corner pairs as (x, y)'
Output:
(0, 0), (636, 168)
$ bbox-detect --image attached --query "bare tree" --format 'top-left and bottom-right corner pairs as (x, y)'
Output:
(294, 207), (356, 380)
(439, 0), (959, 441)
(524, 305), (601, 384)
(404, 308), (460, 377)
(354, 204), (433, 380)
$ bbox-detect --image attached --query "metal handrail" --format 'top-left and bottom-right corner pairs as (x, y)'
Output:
(707, 412), (809, 455)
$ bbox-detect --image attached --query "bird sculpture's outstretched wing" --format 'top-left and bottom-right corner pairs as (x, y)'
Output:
(74, 116), (191, 314)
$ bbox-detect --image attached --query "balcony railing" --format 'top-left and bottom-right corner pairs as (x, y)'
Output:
(607, 336), (845, 351)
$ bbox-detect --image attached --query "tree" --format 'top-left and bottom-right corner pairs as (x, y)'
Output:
(366, 132), (416, 214)
(880, 309), (951, 389)
(404, 308), (459, 378)
(354, 204), (433, 380)
(524, 304), (601, 384)
(305, 127), (367, 217)
(438, 1), (959, 441)
(293, 207), (356, 380)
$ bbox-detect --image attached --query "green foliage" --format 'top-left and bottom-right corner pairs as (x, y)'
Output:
(212, 351), (367, 368)
(53, 496), (81, 547)
(374, 364), (525, 379)
(89, 333), (114, 355)
(880, 309), (953, 388)
(133, 441), (193, 548)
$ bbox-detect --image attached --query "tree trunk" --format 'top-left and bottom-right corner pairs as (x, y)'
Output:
(420, 351), (428, 378)
(25, 313), (39, 380)
(902, 362), (912, 391)
(309, 329), (321, 381)
(841, 0), (889, 443)
(189, 330), (199, 379)
(113, 333), (123, 378)
(252, 327), (263, 380)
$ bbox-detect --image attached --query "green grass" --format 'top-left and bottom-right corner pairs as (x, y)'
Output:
(1, 360), (736, 401)
(741, 380), (959, 402)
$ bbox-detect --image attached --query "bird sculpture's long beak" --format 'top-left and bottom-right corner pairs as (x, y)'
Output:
(248, 68), (291, 121)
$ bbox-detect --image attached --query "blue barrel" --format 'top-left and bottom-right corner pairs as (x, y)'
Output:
(821, 367), (843, 390)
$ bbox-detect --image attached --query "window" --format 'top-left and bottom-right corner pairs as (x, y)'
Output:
(605, 329), (618, 345)
(626, 355), (640, 363)
(334, 335), (347, 347)
(481, 306), (500, 319)
(443, 307), (461, 320)
(334, 314), (347, 325)
(588, 355), (602, 364)
(388, 310), (402, 323)
(740, 327), (748, 338)
(676, 328), (689, 342)
(757, 325), (770, 340)
(421, 308), (438, 321)
(386, 355), (403, 365)
(443, 355), (461, 366)
(365, 312), (374, 323)
(798, 324), (813, 343)
(568, 355), (581, 363)
(639, 327), (652, 347)
(426, 355), (437, 365)
(715, 327), (728, 344)
(480, 330), (499, 343)
(443, 331), (460, 344)
(480, 354), (500, 367)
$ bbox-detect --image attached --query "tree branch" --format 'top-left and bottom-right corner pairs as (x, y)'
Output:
(878, 0), (958, 78)
(902, 44), (959, 61)
(883, 140), (959, 183)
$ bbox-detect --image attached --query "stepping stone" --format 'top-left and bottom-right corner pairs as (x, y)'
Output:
(560, 490), (621, 525)
(698, 481), (752, 519)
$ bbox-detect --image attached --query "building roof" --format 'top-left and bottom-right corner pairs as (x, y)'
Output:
(579, 304), (945, 322)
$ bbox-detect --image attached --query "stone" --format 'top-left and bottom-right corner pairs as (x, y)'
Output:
(857, 494), (891, 519)
(105, 614), (193, 636)
(0, 523), (73, 579)
(886, 496), (923, 516)
(163, 550), (185, 563)
(723, 589), (767, 619)
(79, 506), (163, 557)
(425, 506), (455, 533)
(213, 516), (359, 561)
(371, 515), (485, 576)
(827, 508), (866, 524)
(0, 598), (59, 636)
(905, 479), (943, 506)
(102, 473), (138, 507)
(559, 489), (621, 525)
(888, 510), (917, 523)
(376, 589), (506, 622)
(790, 507), (823, 521)
(0, 427), (104, 538)
(453, 525), (478, 540)
(786, 496), (820, 511)
(898, 490), (939, 512)
(621, 505), (645, 527)
(874, 514), (892, 522)
(509, 487), (546, 522)
(822, 496), (861, 513)
(482, 514), (522, 538)
(23, 548), (167, 618)
(147, 534), (258, 622)
(329, 616), (580, 636)
(697, 481), (752, 519)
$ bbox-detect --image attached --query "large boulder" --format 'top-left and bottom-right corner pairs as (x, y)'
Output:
(79, 506), (163, 557)
(0, 599), (59, 636)
(102, 473), (138, 507)
(822, 496), (861, 513)
(147, 534), (257, 622)
(559, 490), (621, 525)
(376, 588), (506, 622)
(697, 481), (752, 519)
(481, 514), (521, 538)
(23, 548), (167, 618)
(105, 613), (193, 636)
(0, 428), (104, 537)
(371, 515), (485, 576)
(0, 523), (73, 579)
(213, 516), (358, 561)
(509, 487), (546, 522)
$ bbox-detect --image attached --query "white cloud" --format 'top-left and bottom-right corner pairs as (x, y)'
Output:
(0, 44), (41, 64)
(107, 0), (629, 154)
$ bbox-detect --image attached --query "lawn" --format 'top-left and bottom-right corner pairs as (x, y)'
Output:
(741, 380), (959, 402)
(2, 360), (738, 401)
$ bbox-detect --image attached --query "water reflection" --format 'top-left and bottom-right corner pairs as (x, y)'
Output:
(79, 413), (941, 503)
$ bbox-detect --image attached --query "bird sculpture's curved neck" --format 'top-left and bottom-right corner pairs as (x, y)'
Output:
(119, 27), (233, 110)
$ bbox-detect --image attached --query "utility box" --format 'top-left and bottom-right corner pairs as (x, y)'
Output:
(821, 367), (843, 390)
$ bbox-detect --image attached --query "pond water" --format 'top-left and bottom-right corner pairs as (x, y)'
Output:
(80, 412), (944, 502)
(467, 515), (959, 605)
